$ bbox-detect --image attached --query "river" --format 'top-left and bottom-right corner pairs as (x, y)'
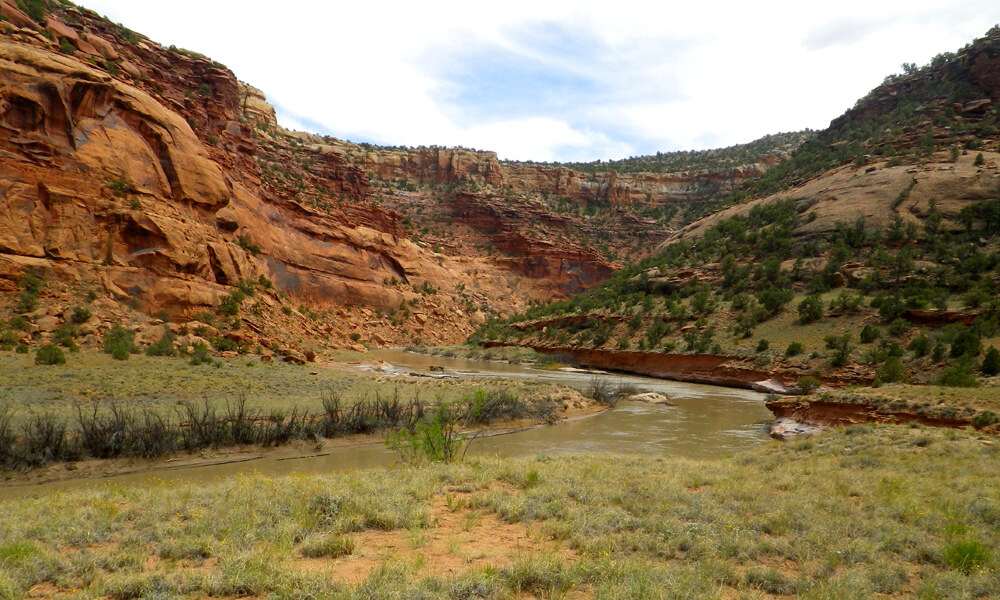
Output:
(0, 349), (773, 498)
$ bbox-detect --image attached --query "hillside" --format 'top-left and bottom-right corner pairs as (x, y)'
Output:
(0, 0), (799, 360)
(477, 27), (1000, 391)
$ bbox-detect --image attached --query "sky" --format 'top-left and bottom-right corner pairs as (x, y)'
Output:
(79, 0), (1000, 163)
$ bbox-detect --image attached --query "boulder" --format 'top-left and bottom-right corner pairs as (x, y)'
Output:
(752, 379), (793, 395)
(45, 19), (78, 42)
(627, 392), (676, 406)
(282, 349), (307, 364)
(34, 315), (61, 332)
(769, 417), (822, 440)
(135, 324), (166, 345)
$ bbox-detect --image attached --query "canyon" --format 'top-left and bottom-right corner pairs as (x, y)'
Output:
(0, 1), (794, 355)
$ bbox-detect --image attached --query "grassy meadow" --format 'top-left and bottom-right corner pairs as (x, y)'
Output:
(0, 351), (577, 421)
(1, 424), (998, 599)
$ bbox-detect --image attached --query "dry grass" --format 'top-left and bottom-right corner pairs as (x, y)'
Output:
(0, 350), (579, 423)
(1, 425), (998, 599)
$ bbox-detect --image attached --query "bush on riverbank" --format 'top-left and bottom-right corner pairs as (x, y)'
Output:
(0, 389), (557, 472)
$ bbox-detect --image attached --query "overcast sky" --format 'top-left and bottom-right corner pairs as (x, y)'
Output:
(80, 0), (999, 162)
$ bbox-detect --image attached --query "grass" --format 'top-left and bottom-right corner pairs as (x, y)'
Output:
(405, 343), (567, 366)
(0, 350), (576, 422)
(1, 425), (998, 598)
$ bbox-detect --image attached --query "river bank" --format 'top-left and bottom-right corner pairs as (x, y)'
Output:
(481, 343), (873, 391)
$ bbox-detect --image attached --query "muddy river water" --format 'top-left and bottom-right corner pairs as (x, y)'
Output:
(1, 350), (773, 498)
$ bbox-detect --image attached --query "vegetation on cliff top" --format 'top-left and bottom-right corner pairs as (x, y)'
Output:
(554, 131), (814, 175)
(472, 28), (1000, 387)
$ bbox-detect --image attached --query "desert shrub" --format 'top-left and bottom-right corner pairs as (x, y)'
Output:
(785, 341), (804, 356)
(797, 295), (824, 324)
(211, 337), (239, 353)
(888, 318), (910, 337)
(877, 295), (907, 322)
(825, 334), (853, 367)
(218, 289), (245, 316)
(756, 339), (770, 353)
(103, 326), (137, 360)
(235, 235), (261, 255)
(981, 347), (1000, 376)
(951, 330), (982, 359)
(798, 376), (821, 394)
(14, 273), (44, 313)
(586, 376), (616, 406)
(188, 342), (213, 366)
(908, 334), (932, 357)
(70, 306), (92, 324)
(875, 357), (907, 385)
(53, 324), (78, 350)
(937, 361), (980, 387)
(385, 405), (465, 465)
(860, 325), (881, 344)
(35, 344), (66, 366)
(145, 331), (176, 357)
(17, 0), (46, 22)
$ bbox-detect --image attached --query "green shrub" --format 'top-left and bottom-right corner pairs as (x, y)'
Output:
(16, 0), (46, 22)
(785, 342), (804, 357)
(15, 343), (28, 354)
(756, 339), (770, 353)
(797, 295), (824, 324)
(887, 318), (910, 337)
(145, 331), (176, 357)
(235, 235), (261, 255)
(108, 178), (133, 196)
(211, 337), (239, 353)
(797, 376), (821, 394)
(14, 273), (44, 313)
(908, 334), (931, 357)
(70, 306), (92, 324)
(860, 325), (881, 344)
(218, 290), (245, 316)
(188, 341), (213, 366)
(825, 334), (853, 367)
(7, 317), (29, 331)
(103, 326), (137, 361)
(974, 153), (985, 166)
(35, 344), (66, 366)
(951, 330), (982, 359)
(875, 357), (907, 385)
(981, 347), (1000, 376)
(385, 405), (465, 464)
(937, 361), (980, 387)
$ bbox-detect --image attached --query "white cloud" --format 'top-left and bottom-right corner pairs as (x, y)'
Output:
(79, 0), (1000, 162)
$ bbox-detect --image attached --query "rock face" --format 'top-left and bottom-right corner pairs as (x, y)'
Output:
(0, 6), (631, 345)
(0, 4), (792, 350)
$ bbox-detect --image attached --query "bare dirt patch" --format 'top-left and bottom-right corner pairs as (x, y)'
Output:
(289, 491), (579, 582)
